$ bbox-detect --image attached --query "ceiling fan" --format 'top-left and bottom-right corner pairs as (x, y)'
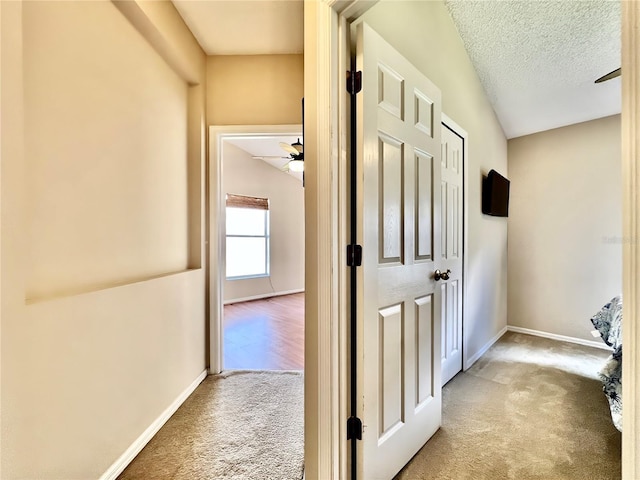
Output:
(595, 67), (621, 83)
(279, 138), (304, 172)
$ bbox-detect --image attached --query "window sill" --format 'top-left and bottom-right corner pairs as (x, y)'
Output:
(226, 274), (270, 281)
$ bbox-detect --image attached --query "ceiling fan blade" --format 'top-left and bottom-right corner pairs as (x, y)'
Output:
(595, 67), (621, 83)
(279, 142), (299, 155)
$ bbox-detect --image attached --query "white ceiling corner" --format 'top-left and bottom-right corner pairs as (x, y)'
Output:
(444, 0), (621, 139)
(225, 135), (304, 182)
(172, 0), (303, 56)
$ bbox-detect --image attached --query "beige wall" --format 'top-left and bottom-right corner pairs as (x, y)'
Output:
(24, 1), (191, 300)
(222, 143), (305, 302)
(1, 1), (206, 478)
(358, 1), (509, 363)
(508, 115), (622, 341)
(206, 54), (304, 126)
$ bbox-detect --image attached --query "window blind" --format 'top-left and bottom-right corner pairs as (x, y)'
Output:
(225, 194), (269, 210)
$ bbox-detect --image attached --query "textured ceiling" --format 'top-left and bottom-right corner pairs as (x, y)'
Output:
(444, 0), (621, 138)
(172, 0), (303, 55)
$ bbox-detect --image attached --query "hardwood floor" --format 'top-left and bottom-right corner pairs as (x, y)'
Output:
(223, 293), (304, 371)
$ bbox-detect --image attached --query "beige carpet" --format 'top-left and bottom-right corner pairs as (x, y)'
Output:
(118, 370), (304, 480)
(118, 333), (619, 480)
(395, 332), (622, 480)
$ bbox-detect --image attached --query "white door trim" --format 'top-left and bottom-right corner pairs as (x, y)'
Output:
(303, 3), (342, 478)
(304, 1), (379, 479)
(622, 2), (640, 478)
(207, 124), (302, 375)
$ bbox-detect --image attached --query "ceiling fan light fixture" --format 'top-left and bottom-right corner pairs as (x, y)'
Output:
(288, 159), (304, 172)
(292, 138), (303, 154)
(279, 137), (304, 173)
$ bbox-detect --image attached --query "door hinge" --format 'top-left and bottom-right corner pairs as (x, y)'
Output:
(347, 416), (363, 440)
(347, 244), (363, 267)
(347, 70), (362, 95)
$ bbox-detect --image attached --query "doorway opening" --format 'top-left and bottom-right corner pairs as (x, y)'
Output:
(209, 125), (305, 373)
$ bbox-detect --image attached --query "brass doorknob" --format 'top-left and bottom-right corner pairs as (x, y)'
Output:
(434, 269), (451, 281)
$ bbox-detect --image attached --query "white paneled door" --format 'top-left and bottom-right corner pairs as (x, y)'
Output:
(440, 124), (464, 386)
(356, 23), (444, 480)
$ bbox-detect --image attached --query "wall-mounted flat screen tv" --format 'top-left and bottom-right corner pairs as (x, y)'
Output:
(482, 169), (510, 217)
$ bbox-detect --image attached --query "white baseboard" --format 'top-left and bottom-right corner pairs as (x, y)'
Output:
(223, 289), (305, 305)
(100, 369), (208, 480)
(464, 326), (508, 370)
(507, 325), (612, 351)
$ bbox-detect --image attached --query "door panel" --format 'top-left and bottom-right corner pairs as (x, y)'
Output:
(440, 125), (464, 386)
(379, 134), (404, 263)
(415, 294), (434, 408)
(415, 151), (433, 260)
(357, 23), (443, 480)
(441, 181), (447, 259)
(379, 302), (404, 439)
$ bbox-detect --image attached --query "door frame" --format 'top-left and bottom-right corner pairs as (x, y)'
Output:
(621, 2), (640, 478)
(307, 1), (639, 479)
(304, 3), (380, 478)
(208, 124), (303, 375)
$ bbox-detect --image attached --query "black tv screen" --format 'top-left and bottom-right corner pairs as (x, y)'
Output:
(482, 169), (510, 217)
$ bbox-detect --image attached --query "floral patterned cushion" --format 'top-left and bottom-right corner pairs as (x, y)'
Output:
(590, 296), (622, 431)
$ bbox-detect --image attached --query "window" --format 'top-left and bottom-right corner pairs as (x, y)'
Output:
(225, 194), (269, 279)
